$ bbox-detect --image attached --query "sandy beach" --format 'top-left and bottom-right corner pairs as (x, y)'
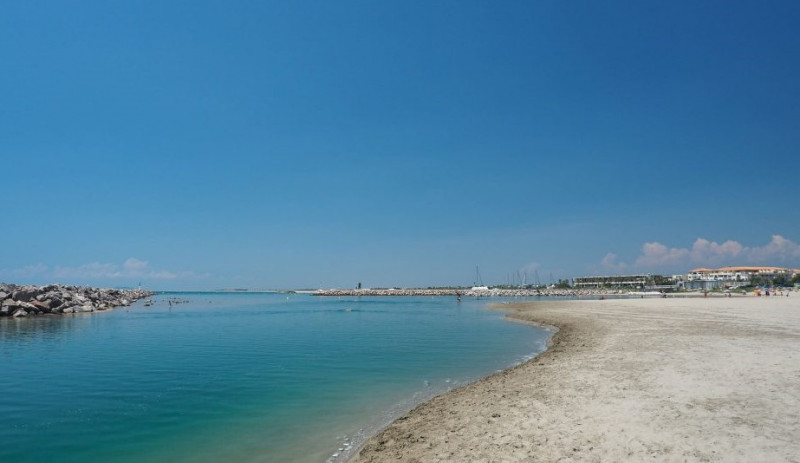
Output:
(352, 295), (800, 462)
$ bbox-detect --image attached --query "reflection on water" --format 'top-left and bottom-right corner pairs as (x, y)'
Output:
(0, 313), (84, 344)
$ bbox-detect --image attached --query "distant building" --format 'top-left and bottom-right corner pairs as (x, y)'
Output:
(573, 274), (649, 289)
(685, 266), (799, 289)
(575, 267), (798, 292)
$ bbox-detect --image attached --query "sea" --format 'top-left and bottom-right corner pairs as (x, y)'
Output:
(0, 292), (552, 463)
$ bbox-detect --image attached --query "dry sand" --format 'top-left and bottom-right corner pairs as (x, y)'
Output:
(352, 295), (800, 462)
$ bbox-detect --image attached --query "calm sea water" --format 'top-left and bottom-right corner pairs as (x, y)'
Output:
(0, 293), (550, 463)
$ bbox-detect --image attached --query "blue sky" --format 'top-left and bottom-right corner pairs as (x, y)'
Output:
(2, 1), (799, 290)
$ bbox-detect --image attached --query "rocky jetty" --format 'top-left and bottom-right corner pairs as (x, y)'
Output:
(0, 283), (153, 317)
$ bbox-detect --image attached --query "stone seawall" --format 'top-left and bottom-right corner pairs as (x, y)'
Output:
(0, 283), (153, 317)
(313, 288), (617, 298)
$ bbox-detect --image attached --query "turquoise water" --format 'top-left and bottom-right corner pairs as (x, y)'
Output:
(0, 293), (550, 462)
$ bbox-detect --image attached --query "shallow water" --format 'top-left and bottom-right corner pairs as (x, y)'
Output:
(0, 293), (550, 462)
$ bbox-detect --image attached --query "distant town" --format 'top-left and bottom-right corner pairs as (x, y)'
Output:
(310, 266), (799, 297)
(572, 266), (799, 292)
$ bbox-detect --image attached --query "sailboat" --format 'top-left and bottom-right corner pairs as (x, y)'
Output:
(471, 266), (489, 291)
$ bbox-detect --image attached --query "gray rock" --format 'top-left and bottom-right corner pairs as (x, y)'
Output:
(19, 301), (36, 311)
(12, 287), (38, 302)
(31, 299), (47, 308)
(0, 291), (9, 300)
(12, 309), (28, 318)
(31, 300), (52, 313)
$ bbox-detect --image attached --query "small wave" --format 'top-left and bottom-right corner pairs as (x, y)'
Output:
(334, 308), (363, 313)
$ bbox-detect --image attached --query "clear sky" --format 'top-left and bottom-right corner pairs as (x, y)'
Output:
(2, 1), (799, 290)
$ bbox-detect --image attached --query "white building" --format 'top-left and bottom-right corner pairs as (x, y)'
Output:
(686, 266), (797, 287)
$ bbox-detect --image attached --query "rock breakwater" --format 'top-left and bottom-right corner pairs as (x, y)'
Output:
(0, 283), (153, 317)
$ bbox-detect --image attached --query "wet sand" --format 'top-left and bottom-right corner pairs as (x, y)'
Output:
(352, 295), (800, 462)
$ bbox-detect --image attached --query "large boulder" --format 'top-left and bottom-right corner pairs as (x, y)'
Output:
(0, 291), (9, 300)
(19, 301), (36, 311)
(12, 287), (39, 302)
(56, 302), (76, 312)
(31, 300), (53, 312)
(12, 309), (28, 318)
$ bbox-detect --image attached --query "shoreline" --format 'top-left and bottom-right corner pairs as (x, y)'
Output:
(351, 294), (800, 462)
(332, 303), (556, 463)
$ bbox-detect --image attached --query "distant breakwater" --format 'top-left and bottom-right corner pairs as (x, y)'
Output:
(0, 283), (153, 317)
(312, 288), (617, 298)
